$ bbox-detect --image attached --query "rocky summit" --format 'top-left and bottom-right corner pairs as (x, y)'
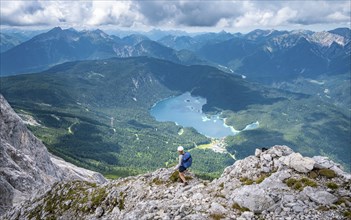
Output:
(0, 94), (106, 216)
(3, 144), (351, 220)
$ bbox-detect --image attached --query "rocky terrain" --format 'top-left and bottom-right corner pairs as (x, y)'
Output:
(0, 94), (106, 216)
(3, 144), (351, 220)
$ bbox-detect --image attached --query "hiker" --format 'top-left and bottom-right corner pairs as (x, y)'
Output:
(175, 146), (192, 185)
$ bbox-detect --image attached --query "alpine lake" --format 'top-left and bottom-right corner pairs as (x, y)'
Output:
(150, 92), (259, 138)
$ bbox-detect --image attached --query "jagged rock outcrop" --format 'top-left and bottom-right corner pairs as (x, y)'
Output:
(0, 94), (106, 216)
(279, 152), (315, 173)
(3, 145), (350, 220)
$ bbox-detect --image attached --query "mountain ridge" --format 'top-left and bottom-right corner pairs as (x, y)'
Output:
(1, 27), (350, 83)
(196, 28), (350, 83)
(3, 143), (351, 219)
(0, 27), (205, 76)
(0, 33), (22, 53)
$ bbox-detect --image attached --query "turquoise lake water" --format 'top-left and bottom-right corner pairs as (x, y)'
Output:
(150, 92), (259, 138)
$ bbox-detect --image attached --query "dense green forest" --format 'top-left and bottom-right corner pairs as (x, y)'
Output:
(223, 94), (350, 170)
(1, 57), (350, 178)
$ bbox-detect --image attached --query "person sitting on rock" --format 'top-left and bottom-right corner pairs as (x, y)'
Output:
(175, 146), (192, 186)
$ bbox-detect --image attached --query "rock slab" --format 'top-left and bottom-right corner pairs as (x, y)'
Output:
(280, 153), (315, 173)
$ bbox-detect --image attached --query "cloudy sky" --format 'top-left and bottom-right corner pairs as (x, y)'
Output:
(0, 0), (350, 32)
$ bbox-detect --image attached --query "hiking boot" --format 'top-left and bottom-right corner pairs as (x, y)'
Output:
(183, 182), (188, 186)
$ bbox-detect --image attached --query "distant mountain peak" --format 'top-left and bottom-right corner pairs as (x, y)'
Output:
(219, 30), (229, 34)
(50, 26), (63, 32)
(33, 26), (79, 42)
(81, 28), (111, 40)
(1, 27), (349, 77)
(47, 26), (78, 35)
(309, 31), (347, 47)
(328, 27), (351, 42)
(249, 29), (274, 34)
(245, 29), (277, 40)
(122, 34), (150, 46)
(289, 29), (314, 35)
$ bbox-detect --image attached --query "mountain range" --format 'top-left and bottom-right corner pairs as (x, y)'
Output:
(0, 27), (206, 75)
(1, 27), (350, 84)
(0, 29), (47, 53)
(194, 28), (350, 82)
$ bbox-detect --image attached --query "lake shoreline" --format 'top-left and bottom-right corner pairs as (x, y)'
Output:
(151, 92), (261, 139)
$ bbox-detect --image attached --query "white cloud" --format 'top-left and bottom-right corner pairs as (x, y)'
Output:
(327, 11), (350, 22)
(0, 1), (54, 25)
(86, 1), (140, 26)
(274, 7), (298, 26)
(0, 0), (141, 27)
(0, 0), (349, 30)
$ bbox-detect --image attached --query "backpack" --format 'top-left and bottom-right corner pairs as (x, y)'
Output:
(182, 152), (192, 168)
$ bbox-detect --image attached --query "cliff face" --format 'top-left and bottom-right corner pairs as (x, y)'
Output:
(4, 145), (351, 220)
(0, 94), (106, 215)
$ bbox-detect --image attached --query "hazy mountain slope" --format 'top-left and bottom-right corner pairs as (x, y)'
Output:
(3, 145), (351, 219)
(244, 29), (289, 42)
(0, 94), (106, 215)
(327, 41), (351, 75)
(272, 74), (351, 110)
(158, 35), (197, 50)
(196, 37), (257, 67)
(193, 31), (237, 45)
(194, 29), (351, 83)
(121, 34), (150, 46)
(0, 27), (207, 76)
(240, 37), (328, 82)
(0, 33), (22, 53)
(328, 28), (351, 42)
(3, 56), (274, 111)
(158, 31), (236, 51)
(1, 29), (48, 43)
(115, 40), (180, 63)
(0, 27), (118, 75)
